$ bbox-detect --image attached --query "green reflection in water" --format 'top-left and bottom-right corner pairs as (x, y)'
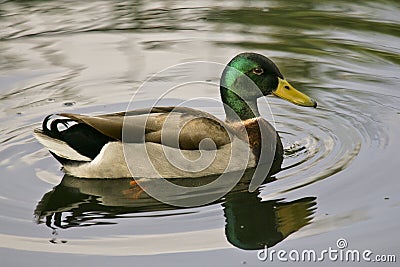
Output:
(35, 172), (316, 250)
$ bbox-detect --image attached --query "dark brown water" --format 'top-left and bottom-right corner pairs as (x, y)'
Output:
(1, 0), (399, 266)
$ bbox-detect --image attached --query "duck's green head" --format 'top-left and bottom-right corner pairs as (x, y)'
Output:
(221, 53), (316, 121)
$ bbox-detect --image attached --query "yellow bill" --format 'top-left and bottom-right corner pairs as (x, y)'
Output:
(273, 77), (317, 107)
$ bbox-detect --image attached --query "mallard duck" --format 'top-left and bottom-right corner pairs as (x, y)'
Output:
(34, 53), (316, 179)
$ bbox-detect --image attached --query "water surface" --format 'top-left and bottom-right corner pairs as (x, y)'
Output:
(1, 0), (400, 266)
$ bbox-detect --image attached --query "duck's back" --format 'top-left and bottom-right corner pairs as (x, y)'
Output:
(34, 107), (282, 178)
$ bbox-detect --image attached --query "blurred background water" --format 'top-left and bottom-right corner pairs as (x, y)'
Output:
(0, 0), (399, 266)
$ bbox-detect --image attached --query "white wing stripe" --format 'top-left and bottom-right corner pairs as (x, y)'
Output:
(34, 130), (92, 162)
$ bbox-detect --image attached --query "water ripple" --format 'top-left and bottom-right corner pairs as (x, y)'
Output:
(0, 0), (399, 259)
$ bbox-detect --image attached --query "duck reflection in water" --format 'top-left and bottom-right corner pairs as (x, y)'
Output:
(35, 170), (316, 250)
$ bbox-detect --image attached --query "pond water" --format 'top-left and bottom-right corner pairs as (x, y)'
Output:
(1, 0), (399, 266)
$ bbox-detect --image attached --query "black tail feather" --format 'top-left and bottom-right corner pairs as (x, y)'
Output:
(41, 115), (115, 160)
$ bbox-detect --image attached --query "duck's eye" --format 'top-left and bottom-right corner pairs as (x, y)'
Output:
(252, 67), (264, 75)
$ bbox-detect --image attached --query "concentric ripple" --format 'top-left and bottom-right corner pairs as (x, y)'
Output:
(257, 87), (397, 198)
(1, 0), (400, 260)
(277, 105), (361, 189)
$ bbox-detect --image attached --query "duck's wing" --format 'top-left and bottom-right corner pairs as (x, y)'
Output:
(58, 106), (235, 150)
